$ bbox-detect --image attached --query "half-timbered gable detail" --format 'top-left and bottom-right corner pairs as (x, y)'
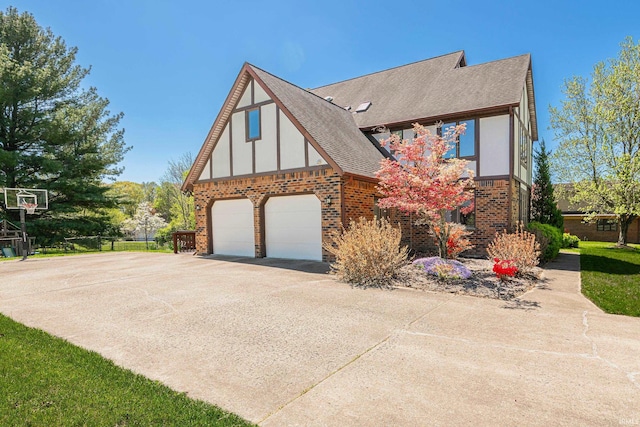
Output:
(193, 75), (329, 183)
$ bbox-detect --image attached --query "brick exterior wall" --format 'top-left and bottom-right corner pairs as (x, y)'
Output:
(564, 216), (640, 244)
(192, 168), (341, 262)
(193, 173), (525, 262)
(343, 177), (377, 222)
(470, 178), (512, 254)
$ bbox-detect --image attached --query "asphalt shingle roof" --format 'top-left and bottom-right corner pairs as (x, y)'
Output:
(250, 65), (386, 178)
(310, 51), (532, 130)
(184, 51), (536, 191)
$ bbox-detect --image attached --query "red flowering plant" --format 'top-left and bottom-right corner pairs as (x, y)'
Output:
(493, 258), (518, 281)
(376, 123), (475, 259)
(442, 223), (473, 259)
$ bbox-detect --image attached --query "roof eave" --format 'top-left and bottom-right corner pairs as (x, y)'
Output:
(526, 59), (539, 141)
(181, 63), (252, 193)
(359, 104), (515, 131)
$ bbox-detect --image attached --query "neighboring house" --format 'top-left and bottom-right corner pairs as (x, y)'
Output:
(182, 51), (538, 261)
(555, 186), (640, 243)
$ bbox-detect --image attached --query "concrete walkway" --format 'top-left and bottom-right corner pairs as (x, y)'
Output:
(1, 252), (639, 426)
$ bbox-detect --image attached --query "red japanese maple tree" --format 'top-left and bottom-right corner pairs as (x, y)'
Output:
(376, 123), (475, 259)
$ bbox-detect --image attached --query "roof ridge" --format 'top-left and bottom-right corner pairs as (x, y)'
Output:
(459, 53), (531, 70)
(248, 63), (355, 115)
(311, 50), (465, 90)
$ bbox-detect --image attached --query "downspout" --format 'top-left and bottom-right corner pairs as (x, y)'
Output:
(508, 106), (514, 230)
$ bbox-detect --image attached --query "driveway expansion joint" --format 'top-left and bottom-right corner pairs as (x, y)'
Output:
(257, 296), (455, 425)
(582, 310), (640, 390)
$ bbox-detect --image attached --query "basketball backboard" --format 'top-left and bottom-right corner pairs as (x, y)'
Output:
(2, 188), (49, 210)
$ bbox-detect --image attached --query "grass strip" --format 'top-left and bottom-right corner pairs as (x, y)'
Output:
(579, 241), (640, 317)
(0, 314), (252, 426)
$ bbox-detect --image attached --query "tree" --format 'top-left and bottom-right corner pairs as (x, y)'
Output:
(108, 181), (145, 217)
(531, 139), (563, 229)
(376, 123), (475, 259)
(0, 7), (129, 242)
(121, 202), (167, 247)
(550, 37), (640, 246)
(154, 153), (194, 229)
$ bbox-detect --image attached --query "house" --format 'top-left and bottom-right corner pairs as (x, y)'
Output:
(556, 185), (640, 243)
(182, 51), (538, 261)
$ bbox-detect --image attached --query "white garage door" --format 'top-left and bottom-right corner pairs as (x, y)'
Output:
(211, 199), (255, 257)
(265, 194), (322, 261)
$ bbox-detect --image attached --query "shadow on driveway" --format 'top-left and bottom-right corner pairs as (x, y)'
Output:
(543, 251), (581, 272)
(198, 254), (331, 274)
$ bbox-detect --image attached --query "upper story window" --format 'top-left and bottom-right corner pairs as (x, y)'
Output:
(441, 119), (476, 159)
(519, 121), (530, 168)
(246, 108), (261, 141)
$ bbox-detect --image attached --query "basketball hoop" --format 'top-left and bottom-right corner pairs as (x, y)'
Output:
(21, 202), (38, 214)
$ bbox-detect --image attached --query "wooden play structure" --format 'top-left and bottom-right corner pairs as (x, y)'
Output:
(0, 219), (34, 257)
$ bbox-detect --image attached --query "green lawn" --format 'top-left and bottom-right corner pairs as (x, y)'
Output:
(0, 314), (252, 426)
(1, 241), (172, 261)
(579, 241), (640, 317)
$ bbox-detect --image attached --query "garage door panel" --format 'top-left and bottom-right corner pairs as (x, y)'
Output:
(212, 199), (255, 257)
(265, 195), (322, 261)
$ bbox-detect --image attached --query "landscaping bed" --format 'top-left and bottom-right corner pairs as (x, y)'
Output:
(394, 257), (544, 300)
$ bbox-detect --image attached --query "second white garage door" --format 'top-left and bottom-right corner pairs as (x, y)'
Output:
(265, 194), (322, 261)
(211, 199), (255, 257)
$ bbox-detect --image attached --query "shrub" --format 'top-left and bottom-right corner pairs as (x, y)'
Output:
(487, 224), (540, 273)
(431, 222), (473, 259)
(562, 233), (580, 248)
(493, 258), (518, 281)
(413, 257), (472, 280)
(527, 222), (562, 262)
(324, 217), (408, 287)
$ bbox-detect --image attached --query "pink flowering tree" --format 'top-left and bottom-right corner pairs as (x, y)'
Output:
(376, 123), (475, 259)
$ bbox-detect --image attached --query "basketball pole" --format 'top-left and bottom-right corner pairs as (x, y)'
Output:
(20, 206), (28, 260)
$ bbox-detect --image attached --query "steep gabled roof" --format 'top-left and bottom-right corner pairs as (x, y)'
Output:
(182, 63), (385, 192)
(248, 65), (385, 179)
(310, 51), (537, 139)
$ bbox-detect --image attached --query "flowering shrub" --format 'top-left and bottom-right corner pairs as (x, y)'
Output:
(432, 222), (473, 259)
(323, 217), (408, 287)
(493, 258), (518, 281)
(487, 224), (540, 273)
(376, 123), (475, 259)
(413, 257), (472, 280)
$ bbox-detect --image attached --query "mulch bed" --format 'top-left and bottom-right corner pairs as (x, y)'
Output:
(394, 258), (545, 300)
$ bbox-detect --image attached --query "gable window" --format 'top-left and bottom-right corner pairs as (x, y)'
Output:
(596, 219), (617, 231)
(519, 126), (528, 167)
(246, 108), (261, 141)
(440, 119), (476, 159)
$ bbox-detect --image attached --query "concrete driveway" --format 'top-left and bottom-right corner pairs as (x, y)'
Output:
(1, 252), (639, 425)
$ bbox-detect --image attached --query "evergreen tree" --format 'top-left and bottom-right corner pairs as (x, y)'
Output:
(0, 7), (130, 244)
(531, 139), (563, 230)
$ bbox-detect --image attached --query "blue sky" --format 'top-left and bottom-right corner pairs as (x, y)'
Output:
(10, 0), (640, 183)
